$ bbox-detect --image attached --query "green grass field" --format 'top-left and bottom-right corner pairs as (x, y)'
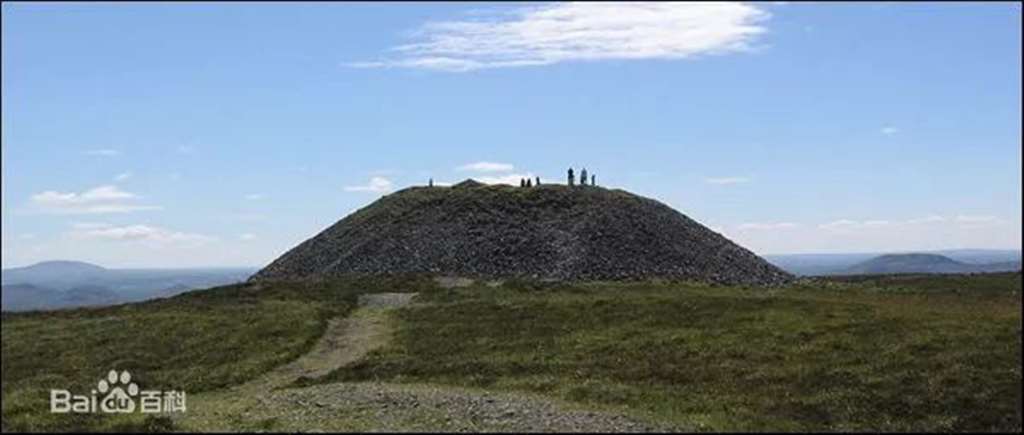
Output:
(2, 273), (1020, 432)
(0, 275), (433, 432)
(323, 274), (1023, 432)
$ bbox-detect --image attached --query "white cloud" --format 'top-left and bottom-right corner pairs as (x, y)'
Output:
(352, 2), (771, 72)
(344, 176), (393, 193)
(69, 223), (213, 245)
(818, 219), (859, 231)
(29, 185), (161, 214)
(820, 215), (1005, 232)
(705, 176), (750, 185)
(239, 233), (257, 241)
(955, 215), (999, 224)
(244, 193), (265, 200)
(114, 172), (132, 182)
(473, 173), (537, 186)
(818, 219), (890, 231)
(881, 126), (900, 135)
(906, 215), (946, 224)
(84, 149), (120, 157)
(18, 233), (35, 240)
(737, 222), (798, 231)
(457, 161), (515, 172)
(719, 212), (1020, 255)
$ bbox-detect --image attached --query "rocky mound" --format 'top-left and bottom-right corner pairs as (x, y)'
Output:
(252, 182), (793, 286)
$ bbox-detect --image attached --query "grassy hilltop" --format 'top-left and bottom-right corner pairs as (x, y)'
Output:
(2, 273), (1021, 432)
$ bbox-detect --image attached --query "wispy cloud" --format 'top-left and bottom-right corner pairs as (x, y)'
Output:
(344, 176), (393, 193)
(818, 219), (861, 231)
(473, 173), (537, 186)
(244, 193), (265, 200)
(177, 145), (196, 154)
(905, 215), (946, 224)
(457, 161), (515, 172)
(69, 223), (213, 245)
(737, 222), (798, 231)
(955, 215), (1000, 224)
(30, 185), (161, 214)
(819, 219), (890, 230)
(114, 172), (132, 182)
(881, 126), (900, 135)
(351, 2), (771, 72)
(84, 149), (120, 157)
(820, 215), (1003, 232)
(239, 233), (257, 241)
(705, 176), (750, 185)
(862, 220), (890, 227)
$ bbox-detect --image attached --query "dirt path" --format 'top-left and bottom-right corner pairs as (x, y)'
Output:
(176, 292), (674, 432)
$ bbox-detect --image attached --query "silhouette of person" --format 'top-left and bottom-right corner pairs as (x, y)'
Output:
(568, 168), (575, 186)
(580, 168), (588, 186)
(591, 174), (595, 186)
(535, 176), (541, 186)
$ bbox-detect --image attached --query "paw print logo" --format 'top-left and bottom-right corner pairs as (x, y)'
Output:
(97, 370), (139, 413)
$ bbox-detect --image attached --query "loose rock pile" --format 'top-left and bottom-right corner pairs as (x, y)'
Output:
(251, 181), (793, 286)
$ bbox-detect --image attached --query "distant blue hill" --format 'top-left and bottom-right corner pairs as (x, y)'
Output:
(765, 249), (1021, 276)
(1, 260), (257, 312)
(842, 253), (1019, 275)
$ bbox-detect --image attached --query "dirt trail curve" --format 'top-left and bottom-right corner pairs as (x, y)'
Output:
(176, 292), (674, 432)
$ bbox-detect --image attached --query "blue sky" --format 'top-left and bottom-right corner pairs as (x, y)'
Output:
(2, 2), (1021, 268)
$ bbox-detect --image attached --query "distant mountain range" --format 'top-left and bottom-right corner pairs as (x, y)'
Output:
(1, 260), (256, 312)
(3, 250), (1020, 311)
(842, 253), (1021, 275)
(765, 249), (1021, 276)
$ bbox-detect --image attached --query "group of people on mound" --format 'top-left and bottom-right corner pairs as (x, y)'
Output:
(518, 168), (596, 187)
(567, 167), (595, 187)
(426, 167), (596, 188)
(519, 176), (541, 187)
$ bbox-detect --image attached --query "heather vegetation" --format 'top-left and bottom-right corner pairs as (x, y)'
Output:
(324, 274), (1022, 432)
(2, 273), (1020, 432)
(0, 276), (432, 432)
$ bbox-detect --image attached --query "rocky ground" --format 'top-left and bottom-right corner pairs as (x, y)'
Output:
(252, 182), (792, 286)
(174, 292), (675, 432)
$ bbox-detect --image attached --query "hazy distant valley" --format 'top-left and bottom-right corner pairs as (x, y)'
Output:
(1, 261), (255, 312)
(3, 248), (1018, 312)
(764, 249), (1021, 276)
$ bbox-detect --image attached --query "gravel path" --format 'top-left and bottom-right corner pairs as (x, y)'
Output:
(176, 292), (675, 432)
(357, 292), (419, 308)
(257, 382), (672, 432)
